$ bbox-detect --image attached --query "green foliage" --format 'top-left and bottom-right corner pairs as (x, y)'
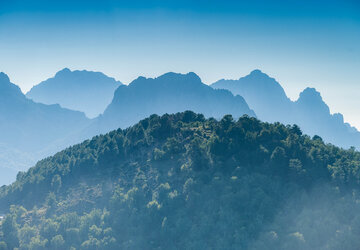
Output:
(0, 111), (360, 249)
(50, 235), (65, 250)
(51, 175), (62, 193)
(0, 242), (6, 250)
(1, 214), (19, 249)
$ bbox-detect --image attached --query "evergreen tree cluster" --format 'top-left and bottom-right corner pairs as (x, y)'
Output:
(1, 111), (360, 249)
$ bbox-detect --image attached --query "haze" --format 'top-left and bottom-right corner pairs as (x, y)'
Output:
(0, 0), (359, 128)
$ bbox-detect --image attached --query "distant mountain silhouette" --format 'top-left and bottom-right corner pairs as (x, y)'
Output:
(26, 68), (122, 118)
(0, 72), (90, 184)
(212, 70), (360, 149)
(87, 72), (256, 135)
(293, 87), (360, 148)
(212, 70), (292, 123)
(3, 68), (359, 186)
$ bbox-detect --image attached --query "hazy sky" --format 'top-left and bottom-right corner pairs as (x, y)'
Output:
(1, 0), (359, 128)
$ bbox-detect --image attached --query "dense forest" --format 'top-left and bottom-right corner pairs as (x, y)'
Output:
(1, 111), (360, 249)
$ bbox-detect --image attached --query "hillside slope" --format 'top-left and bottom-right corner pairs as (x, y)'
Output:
(1, 112), (360, 249)
(0, 72), (90, 185)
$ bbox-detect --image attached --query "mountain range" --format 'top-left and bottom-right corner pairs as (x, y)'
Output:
(26, 68), (122, 118)
(89, 72), (256, 136)
(0, 72), (91, 185)
(0, 70), (255, 185)
(1, 68), (360, 249)
(1, 68), (360, 186)
(1, 112), (359, 249)
(212, 70), (360, 149)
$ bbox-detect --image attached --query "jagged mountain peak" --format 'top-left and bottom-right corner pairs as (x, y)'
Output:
(300, 87), (321, 98)
(246, 69), (270, 79)
(130, 72), (202, 87)
(240, 69), (280, 87)
(213, 69), (285, 93)
(0, 73), (24, 98)
(298, 87), (322, 101)
(55, 67), (71, 77)
(26, 68), (122, 118)
(296, 87), (331, 116)
(212, 69), (290, 123)
(51, 68), (121, 84)
(98, 72), (255, 133)
(0, 72), (10, 83)
(211, 71), (360, 149)
(158, 71), (201, 82)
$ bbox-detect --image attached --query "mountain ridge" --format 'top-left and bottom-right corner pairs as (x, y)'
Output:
(212, 70), (360, 149)
(26, 68), (122, 118)
(88, 71), (256, 137)
(0, 73), (91, 185)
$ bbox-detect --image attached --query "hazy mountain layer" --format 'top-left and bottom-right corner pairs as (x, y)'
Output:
(26, 68), (122, 118)
(88, 72), (255, 136)
(1, 112), (360, 249)
(0, 72), (91, 185)
(212, 70), (360, 149)
(1, 71), (254, 185)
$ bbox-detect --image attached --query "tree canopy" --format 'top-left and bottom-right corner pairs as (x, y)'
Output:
(1, 111), (360, 249)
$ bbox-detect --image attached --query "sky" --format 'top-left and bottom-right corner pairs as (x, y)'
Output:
(0, 0), (360, 128)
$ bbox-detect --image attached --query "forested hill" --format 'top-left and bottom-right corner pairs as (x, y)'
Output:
(1, 111), (360, 249)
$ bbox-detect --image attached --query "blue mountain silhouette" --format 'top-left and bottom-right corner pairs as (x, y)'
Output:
(87, 72), (256, 135)
(0, 72), (90, 184)
(212, 70), (360, 149)
(26, 68), (121, 118)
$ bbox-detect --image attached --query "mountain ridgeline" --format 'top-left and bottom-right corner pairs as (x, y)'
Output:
(1, 68), (360, 188)
(212, 70), (360, 149)
(0, 71), (256, 186)
(0, 73), (91, 185)
(87, 72), (256, 136)
(26, 68), (122, 118)
(1, 112), (360, 249)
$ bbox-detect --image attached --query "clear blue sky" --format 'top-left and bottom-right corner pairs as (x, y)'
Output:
(1, 0), (359, 128)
